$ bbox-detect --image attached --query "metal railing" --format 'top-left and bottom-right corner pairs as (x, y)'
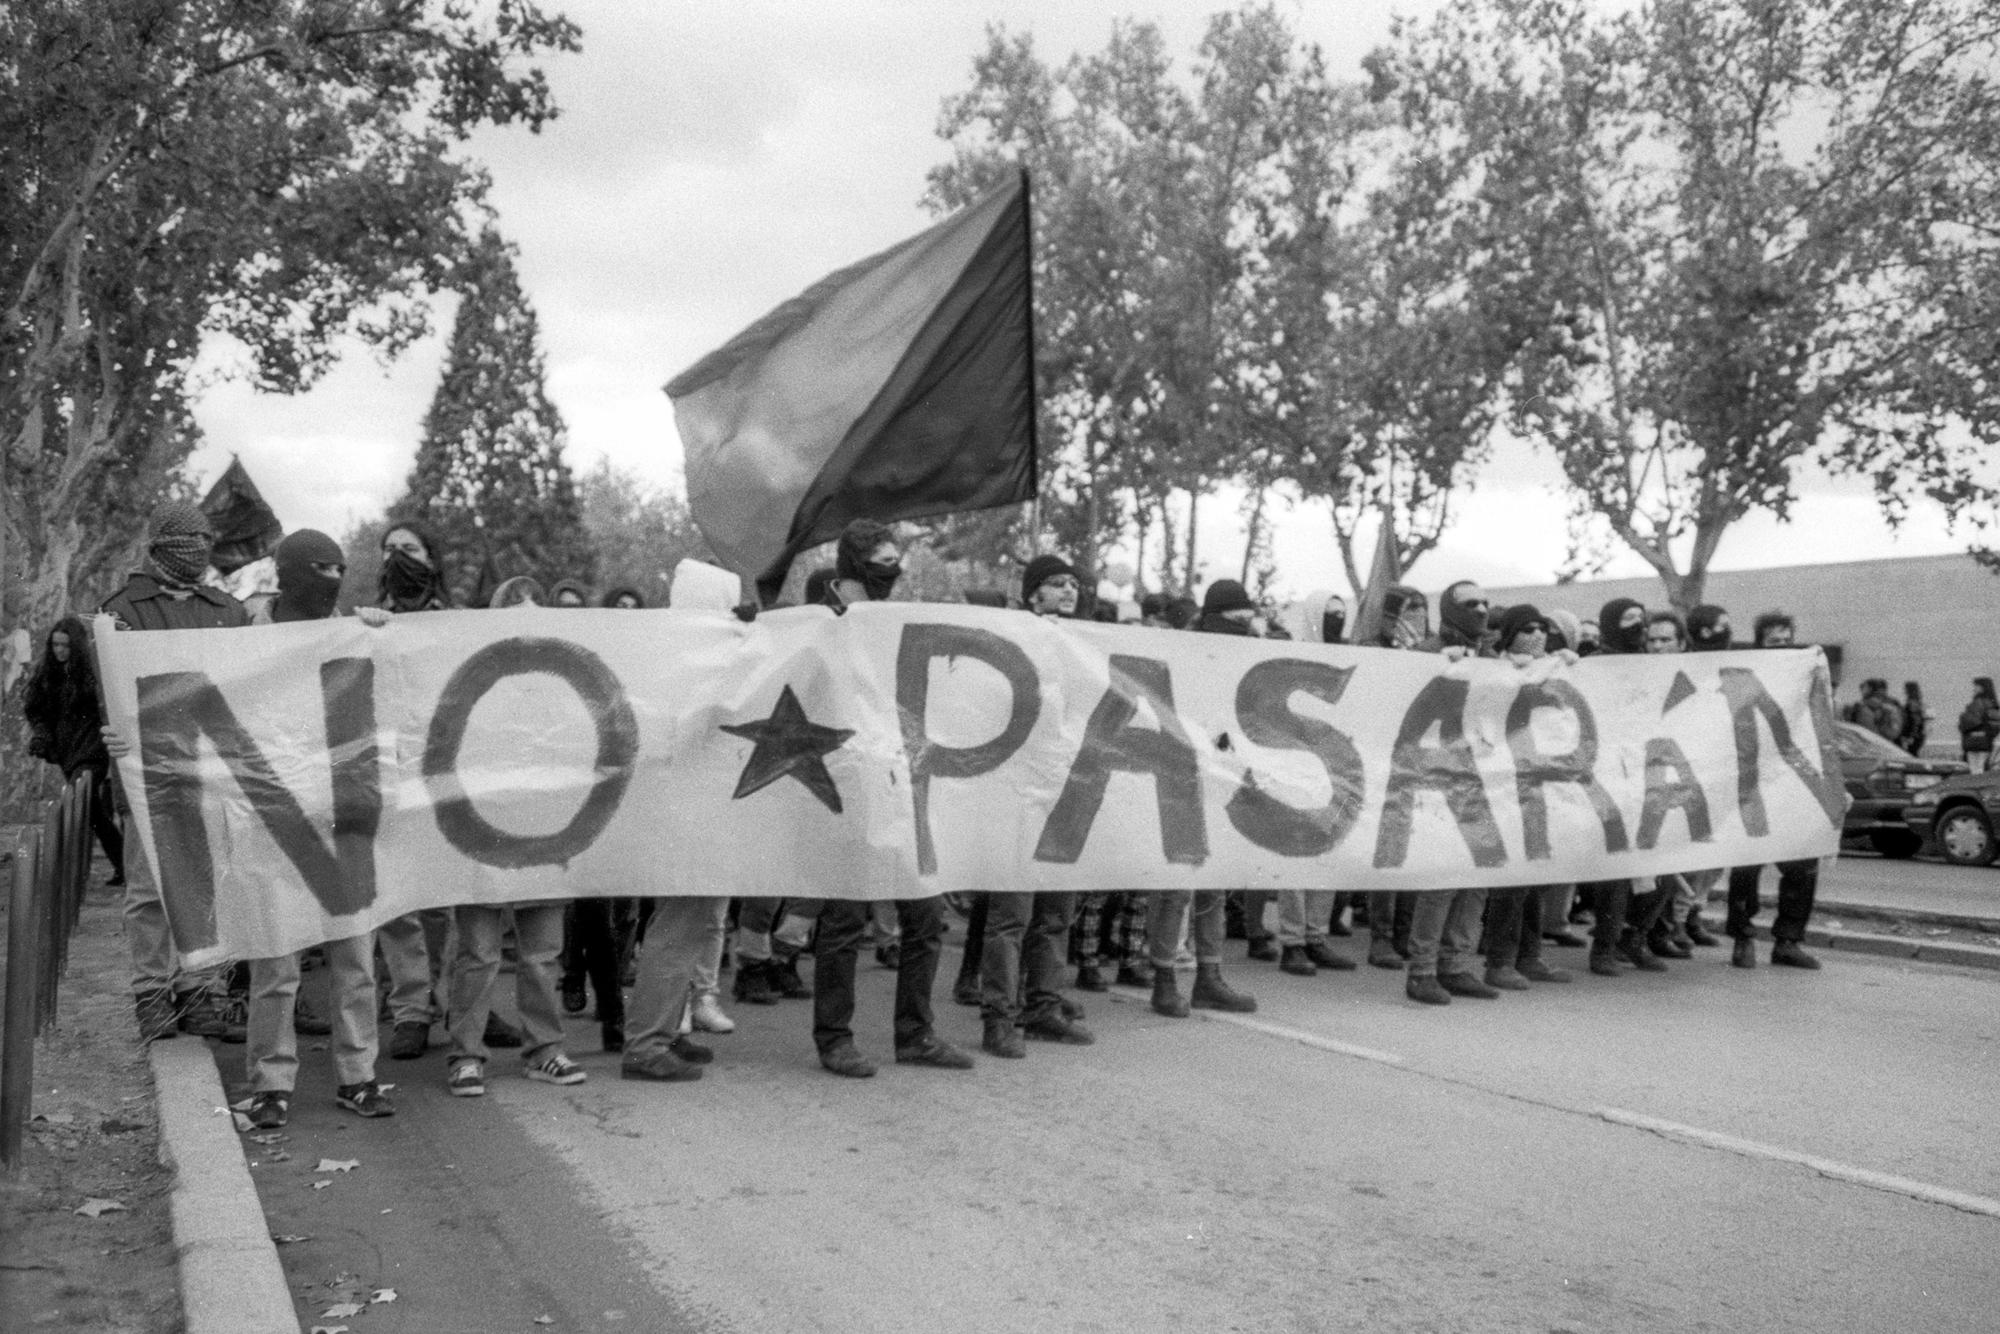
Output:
(1, 774), (96, 1169)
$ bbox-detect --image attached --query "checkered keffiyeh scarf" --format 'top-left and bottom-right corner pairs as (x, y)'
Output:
(147, 502), (215, 586)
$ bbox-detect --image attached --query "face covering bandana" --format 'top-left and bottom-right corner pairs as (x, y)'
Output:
(383, 548), (437, 604)
(859, 559), (901, 602)
(149, 535), (213, 586)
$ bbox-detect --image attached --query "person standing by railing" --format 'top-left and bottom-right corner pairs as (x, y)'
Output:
(24, 616), (125, 889)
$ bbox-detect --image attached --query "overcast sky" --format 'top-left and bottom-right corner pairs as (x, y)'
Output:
(187, 0), (1973, 600)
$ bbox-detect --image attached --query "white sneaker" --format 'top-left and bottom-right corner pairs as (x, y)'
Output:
(691, 992), (736, 1034)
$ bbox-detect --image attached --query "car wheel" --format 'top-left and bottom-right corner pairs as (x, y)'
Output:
(1934, 805), (1997, 867)
(1870, 830), (1923, 859)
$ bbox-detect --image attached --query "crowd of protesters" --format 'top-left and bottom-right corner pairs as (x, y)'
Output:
(18, 502), (1937, 1133)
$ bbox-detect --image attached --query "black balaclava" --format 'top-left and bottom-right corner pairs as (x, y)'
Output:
(835, 521), (900, 601)
(1598, 597), (1647, 655)
(1686, 604), (1732, 652)
(379, 520), (449, 611)
(147, 501), (216, 587)
(272, 529), (345, 623)
(1321, 595), (1347, 645)
(1439, 581), (1489, 647)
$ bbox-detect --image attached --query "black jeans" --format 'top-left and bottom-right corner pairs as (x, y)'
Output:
(560, 898), (625, 1028)
(1586, 879), (1630, 949)
(1483, 885), (1545, 970)
(813, 896), (944, 1052)
(1726, 860), (1818, 942)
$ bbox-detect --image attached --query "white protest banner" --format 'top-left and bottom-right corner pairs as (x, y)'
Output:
(94, 605), (1844, 967)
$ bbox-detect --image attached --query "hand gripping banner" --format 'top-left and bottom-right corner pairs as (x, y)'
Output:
(94, 606), (1845, 967)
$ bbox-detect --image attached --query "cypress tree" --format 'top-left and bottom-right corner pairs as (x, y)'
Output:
(395, 229), (597, 605)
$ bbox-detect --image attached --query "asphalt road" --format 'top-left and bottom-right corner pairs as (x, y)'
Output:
(406, 940), (1996, 1333)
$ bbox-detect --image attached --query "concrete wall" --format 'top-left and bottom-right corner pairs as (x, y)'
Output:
(1484, 554), (2000, 728)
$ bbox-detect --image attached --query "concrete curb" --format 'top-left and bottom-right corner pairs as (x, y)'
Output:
(1816, 897), (2000, 935)
(149, 1040), (300, 1334)
(1810, 925), (2000, 971)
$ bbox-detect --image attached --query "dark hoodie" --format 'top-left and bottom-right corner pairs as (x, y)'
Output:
(1494, 603), (1548, 654)
(23, 617), (109, 778)
(1686, 604), (1732, 652)
(1437, 581), (1489, 650)
(1195, 579), (1257, 636)
(1377, 585), (1429, 648)
(1597, 597), (1647, 655)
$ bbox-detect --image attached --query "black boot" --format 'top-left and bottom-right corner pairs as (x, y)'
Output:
(1151, 969), (1190, 1018)
(1190, 963), (1256, 1013)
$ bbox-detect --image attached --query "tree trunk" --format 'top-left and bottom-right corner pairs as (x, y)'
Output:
(1183, 489), (1201, 597)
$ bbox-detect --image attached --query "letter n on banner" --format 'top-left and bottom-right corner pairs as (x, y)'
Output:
(896, 624), (1040, 875)
(1717, 665), (1844, 835)
(137, 661), (380, 953)
(1035, 655), (1208, 865)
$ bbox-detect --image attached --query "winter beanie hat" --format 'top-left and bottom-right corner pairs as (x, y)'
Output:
(1021, 555), (1079, 607)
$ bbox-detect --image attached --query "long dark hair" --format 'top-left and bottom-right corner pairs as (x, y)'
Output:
(31, 616), (97, 697)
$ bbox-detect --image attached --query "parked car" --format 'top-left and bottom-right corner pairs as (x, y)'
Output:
(1902, 766), (2000, 866)
(1835, 722), (1966, 857)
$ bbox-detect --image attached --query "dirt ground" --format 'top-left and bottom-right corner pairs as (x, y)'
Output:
(0, 835), (182, 1334)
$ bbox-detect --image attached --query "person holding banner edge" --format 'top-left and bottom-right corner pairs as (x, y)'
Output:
(241, 531), (395, 1125)
(100, 501), (252, 1043)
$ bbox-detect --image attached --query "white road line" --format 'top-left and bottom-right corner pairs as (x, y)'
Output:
(1109, 986), (1995, 1220)
(1596, 1107), (2000, 1220)
(1106, 988), (1404, 1065)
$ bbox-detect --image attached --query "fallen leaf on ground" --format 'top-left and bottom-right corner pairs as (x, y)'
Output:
(314, 1158), (360, 1174)
(310, 1327), (349, 1334)
(535, 1318), (554, 1326)
(320, 1302), (364, 1318)
(248, 1132), (288, 1145)
(272, 1235), (312, 1245)
(311, 1180), (331, 1190)
(370, 1288), (397, 1304)
(33, 1111), (75, 1125)
(74, 1198), (126, 1218)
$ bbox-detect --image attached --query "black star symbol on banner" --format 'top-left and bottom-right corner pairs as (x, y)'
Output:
(720, 685), (856, 814)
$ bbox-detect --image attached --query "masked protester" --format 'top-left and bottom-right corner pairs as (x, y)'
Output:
(239, 532), (395, 1126)
(1197, 583), (1278, 963)
(100, 502), (249, 1042)
(377, 520), (451, 613)
(368, 521), (501, 1062)
(805, 520), (973, 1079)
(1686, 604), (1732, 653)
(23, 617), (125, 887)
(1362, 586), (1426, 969)
(1726, 608), (1823, 971)
(1401, 581), (1501, 1007)
(1578, 597), (1665, 978)
(1139, 588), (1264, 1020)
(1478, 606), (1575, 992)
(1665, 604), (1733, 950)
